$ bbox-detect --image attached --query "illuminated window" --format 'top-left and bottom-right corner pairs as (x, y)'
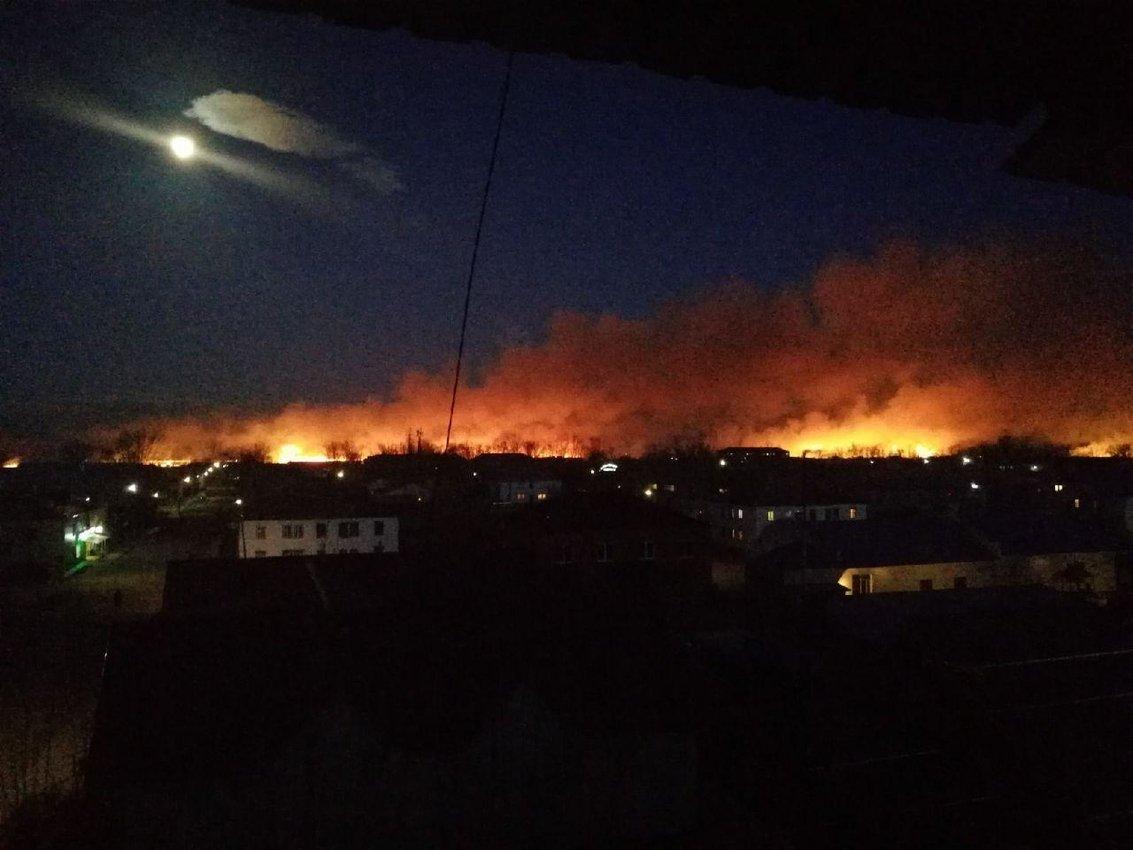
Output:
(1073, 498), (1080, 509)
(536, 492), (548, 501)
(255, 526), (266, 540)
(516, 492), (527, 501)
(766, 510), (775, 522)
(852, 574), (872, 595)
(848, 507), (858, 519)
(1054, 484), (1064, 492)
(737, 508), (744, 519)
(642, 540), (655, 561)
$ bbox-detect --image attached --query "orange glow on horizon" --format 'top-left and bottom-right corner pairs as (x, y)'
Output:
(93, 243), (1131, 465)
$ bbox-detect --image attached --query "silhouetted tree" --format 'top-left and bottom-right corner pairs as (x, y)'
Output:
(324, 441), (361, 461)
(108, 429), (161, 463)
(236, 443), (270, 464)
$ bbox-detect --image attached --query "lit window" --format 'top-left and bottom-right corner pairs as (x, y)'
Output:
(766, 510), (775, 522)
(1073, 498), (1080, 509)
(848, 507), (858, 519)
(737, 508), (744, 519)
(536, 492), (548, 501)
(1054, 484), (1064, 492)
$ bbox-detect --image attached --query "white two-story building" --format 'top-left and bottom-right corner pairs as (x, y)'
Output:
(239, 515), (398, 558)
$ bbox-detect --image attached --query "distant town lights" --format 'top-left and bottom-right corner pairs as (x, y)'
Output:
(126, 483), (138, 493)
(152, 492), (160, 498)
(336, 470), (345, 479)
(234, 498), (243, 506)
(961, 456), (973, 465)
(970, 481), (981, 490)
(1054, 483), (1064, 492)
(719, 458), (727, 466)
(183, 476), (192, 484)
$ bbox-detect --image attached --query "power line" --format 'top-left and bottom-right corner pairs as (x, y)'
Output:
(443, 50), (515, 454)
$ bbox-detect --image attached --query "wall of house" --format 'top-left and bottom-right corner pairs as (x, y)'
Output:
(497, 479), (562, 505)
(784, 551), (1119, 597)
(239, 517), (398, 558)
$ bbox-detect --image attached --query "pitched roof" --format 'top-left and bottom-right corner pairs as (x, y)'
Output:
(756, 516), (996, 572)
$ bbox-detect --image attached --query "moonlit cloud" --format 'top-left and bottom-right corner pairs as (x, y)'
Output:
(184, 90), (402, 193)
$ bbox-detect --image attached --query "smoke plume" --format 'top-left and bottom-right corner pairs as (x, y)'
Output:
(130, 241), (1133, 461)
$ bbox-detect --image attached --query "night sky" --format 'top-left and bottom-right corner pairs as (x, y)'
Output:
(3, 0), (1132, 443)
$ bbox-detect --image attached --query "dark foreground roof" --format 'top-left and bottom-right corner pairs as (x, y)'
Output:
(243, 0), (1133, 197)
(757, 515), (996, 571)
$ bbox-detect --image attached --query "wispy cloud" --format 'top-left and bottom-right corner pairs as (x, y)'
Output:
(184, 90), (402, 193)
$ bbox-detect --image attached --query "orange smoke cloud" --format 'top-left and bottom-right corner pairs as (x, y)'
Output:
(135, 241), (1133, 461)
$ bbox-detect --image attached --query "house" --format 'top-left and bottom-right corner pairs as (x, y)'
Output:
(501, 493), (707, 571)
(64, 502), (109, 561)
(0, 494), (106, 580)
(681, 496), (867, 550)
(496, 478), (563, 505)
(237, 498), (398, 558)
(758, 514), (1123, 600)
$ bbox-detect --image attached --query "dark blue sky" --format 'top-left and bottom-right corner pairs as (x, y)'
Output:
(3, 0), (1132, 439)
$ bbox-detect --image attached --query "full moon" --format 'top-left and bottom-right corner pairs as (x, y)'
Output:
(169, 135), (196, 160)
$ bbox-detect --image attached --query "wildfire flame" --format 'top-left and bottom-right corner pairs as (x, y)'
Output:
(117, 242), (1132, 462)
